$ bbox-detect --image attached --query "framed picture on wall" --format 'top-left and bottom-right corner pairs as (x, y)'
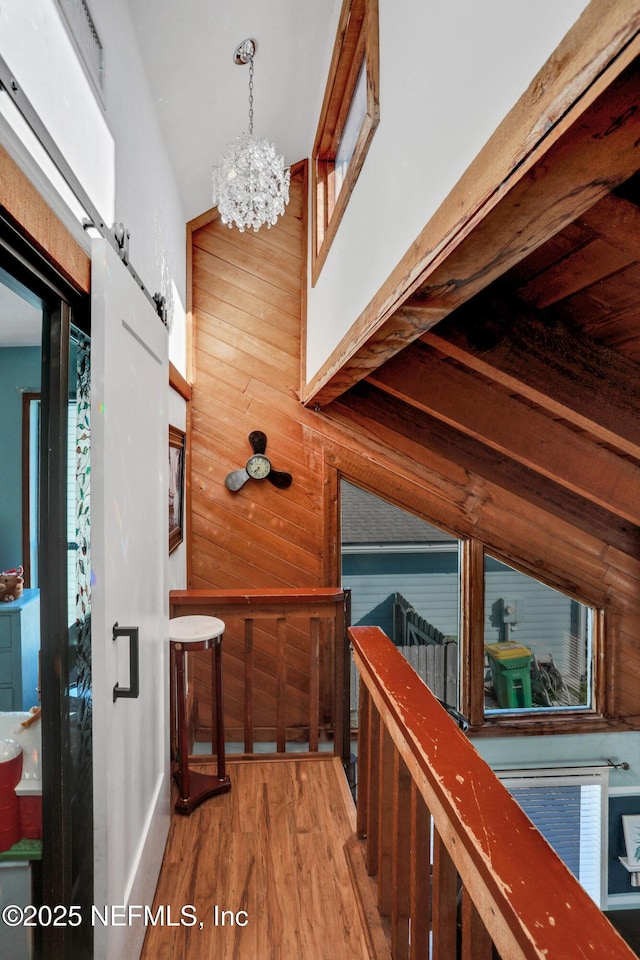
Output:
(169, 425), (186, 554)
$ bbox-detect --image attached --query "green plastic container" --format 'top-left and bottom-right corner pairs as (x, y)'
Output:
(486, 642), (533, 709)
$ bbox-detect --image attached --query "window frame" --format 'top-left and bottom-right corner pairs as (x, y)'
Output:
(498, 767), (608, 908)
(56, 0), (105, 106)
(311, 0), (379, 284)
(337, 474), (610, 734)
(462, 541), (606, 733)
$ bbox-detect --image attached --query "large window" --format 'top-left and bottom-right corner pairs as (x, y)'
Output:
(340, 481), (604, 732)
(341, 481), (462, 727)
(311, 0), (379, 282)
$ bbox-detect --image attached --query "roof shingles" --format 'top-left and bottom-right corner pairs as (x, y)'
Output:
(340, 482), (457, 546)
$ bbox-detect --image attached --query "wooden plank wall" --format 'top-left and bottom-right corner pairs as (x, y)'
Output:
(189, 170), (337, 737)
(189, 170), (327, 591)
(189, 169), (640, 731)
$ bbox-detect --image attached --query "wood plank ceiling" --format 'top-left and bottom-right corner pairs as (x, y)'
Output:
(361, 174), (640, 562)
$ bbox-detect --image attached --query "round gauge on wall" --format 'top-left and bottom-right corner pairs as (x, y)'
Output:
(225, 431), (293, 492)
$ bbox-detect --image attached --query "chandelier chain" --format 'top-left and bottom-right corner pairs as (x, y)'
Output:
(248, 58), (254, 136)
(212, 37), (290, 232)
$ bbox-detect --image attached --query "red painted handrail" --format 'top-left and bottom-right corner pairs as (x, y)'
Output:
(350, 624), (635, 960)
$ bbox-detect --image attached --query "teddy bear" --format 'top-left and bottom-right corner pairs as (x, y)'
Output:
(0, 566), (24, 602)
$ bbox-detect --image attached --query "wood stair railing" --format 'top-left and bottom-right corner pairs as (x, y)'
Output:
(169, 589), (350, 760)
(350, 624), (637, 960)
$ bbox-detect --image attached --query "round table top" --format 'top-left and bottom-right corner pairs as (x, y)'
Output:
(169, 615), (225, 643)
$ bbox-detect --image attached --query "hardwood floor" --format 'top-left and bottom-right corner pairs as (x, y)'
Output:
(141, 757), (379, 960)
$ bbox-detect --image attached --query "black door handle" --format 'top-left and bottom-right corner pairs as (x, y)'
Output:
(112, 622), (140, 701)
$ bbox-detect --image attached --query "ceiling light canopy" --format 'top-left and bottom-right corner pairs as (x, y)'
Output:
(212, 39), (290, 233)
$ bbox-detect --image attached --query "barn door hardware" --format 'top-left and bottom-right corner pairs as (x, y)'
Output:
(112, 622), (140, 701)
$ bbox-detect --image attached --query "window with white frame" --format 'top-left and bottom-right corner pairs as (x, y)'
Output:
(499, 768), (608, 907)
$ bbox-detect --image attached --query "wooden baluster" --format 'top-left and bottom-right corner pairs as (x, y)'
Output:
(244, 617), (254, 754)
(409, 781), (431, 960)
(309, 616), (320, 752)
(357, 679), (370, 840)
(334, 598), (349, 762)
(366, 704), (380, 876)
(276, 616), (286, 752)
(378, 726), (395, 919)
(320, 618), (332, 739)
(169, 590), (347, 757)
(432, 828), (458, 960)
(461, 887), (493, 960)
(343, 590), (352, 765)
(392, 750), (412, 960)
(348, 624), (640, 960)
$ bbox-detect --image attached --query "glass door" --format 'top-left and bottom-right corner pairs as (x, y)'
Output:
(0, 260), (45, 960)
(0, 226), (91, 960)
(62, 327), (92, 959)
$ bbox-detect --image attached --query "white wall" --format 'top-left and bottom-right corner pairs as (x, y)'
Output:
(0, 0), (190, 590)
(0, 0), (115, 222)
(306, 0), (589, 381)
(93, 0), (187, 372)
(0, 0), (187, 373)
(0, 8), (187, 949)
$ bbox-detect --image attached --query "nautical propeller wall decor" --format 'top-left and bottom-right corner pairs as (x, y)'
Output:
(225, 431), (293, 492)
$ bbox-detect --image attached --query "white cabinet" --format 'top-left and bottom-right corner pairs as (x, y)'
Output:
(0, 590), (40, 711)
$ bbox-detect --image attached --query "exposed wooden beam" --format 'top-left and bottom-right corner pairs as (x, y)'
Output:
(337, 381), (640, 560)
(422, 294), (640, 461)
(575, 191), (640, 261)
(516, 238), (633, 309)
(304, 28), (640, 407)
(368, 343), (640, 527)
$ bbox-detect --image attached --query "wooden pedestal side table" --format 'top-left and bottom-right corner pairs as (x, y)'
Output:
(169, 615), (231, 814)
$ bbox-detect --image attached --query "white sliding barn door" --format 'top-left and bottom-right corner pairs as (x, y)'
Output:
(91, 238), (170, 960)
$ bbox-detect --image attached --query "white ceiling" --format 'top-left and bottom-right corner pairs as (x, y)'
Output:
(127, 0), (341, 222)
(0, 2), (340, 346)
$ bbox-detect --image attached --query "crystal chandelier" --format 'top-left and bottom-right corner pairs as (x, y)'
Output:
(212, 39), (290, 233)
